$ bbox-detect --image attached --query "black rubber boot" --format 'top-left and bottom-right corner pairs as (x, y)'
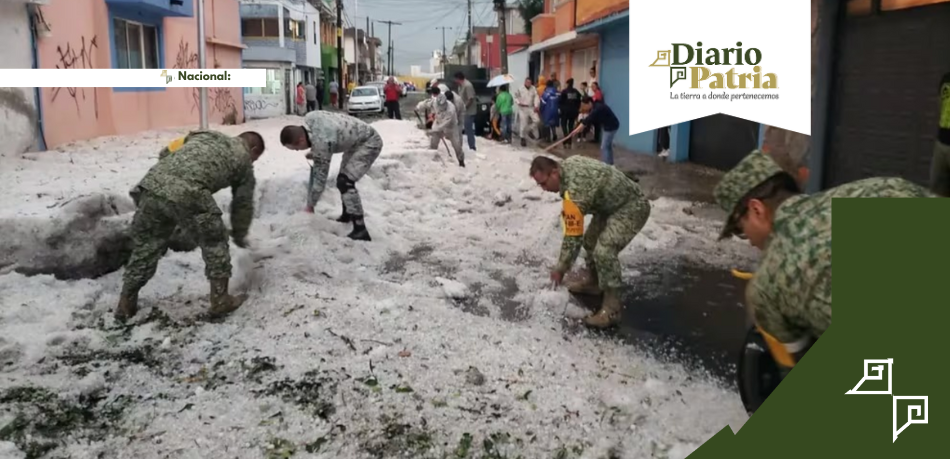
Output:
(347, 218), (372, 241)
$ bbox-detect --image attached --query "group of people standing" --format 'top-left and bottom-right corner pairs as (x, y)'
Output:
(509, 73), (620, 166)
(296, 80), (335, 115)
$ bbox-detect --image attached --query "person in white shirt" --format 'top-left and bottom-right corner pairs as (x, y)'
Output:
(513, 78), (540, 147)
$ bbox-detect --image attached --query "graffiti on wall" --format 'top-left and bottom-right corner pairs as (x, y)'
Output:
(51, 35), (99, 118)
(173, 38), (199, 70)
(172, 36), (238, 123)
(244, 94), (284, 119)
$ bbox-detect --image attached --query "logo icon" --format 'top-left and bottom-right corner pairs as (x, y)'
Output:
(160, 69), (173, 85)
(845, 358), (928, 442)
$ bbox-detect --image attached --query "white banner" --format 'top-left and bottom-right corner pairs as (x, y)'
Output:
(628, 0), (810, 135)
(0, 69), (267, 88)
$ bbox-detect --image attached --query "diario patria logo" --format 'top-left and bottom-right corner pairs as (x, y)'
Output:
(649, 42), (778, 100)
(159, 69), (233, 85)
(845, 358), (929, 443)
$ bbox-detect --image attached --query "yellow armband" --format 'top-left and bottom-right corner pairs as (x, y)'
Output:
(561, 192), (584, 237)
(167, 136), (185, 153)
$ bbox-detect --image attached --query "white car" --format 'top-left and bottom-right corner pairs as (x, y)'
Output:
(347, 86), (384, 115)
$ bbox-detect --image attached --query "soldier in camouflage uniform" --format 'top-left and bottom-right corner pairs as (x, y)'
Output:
(416, 85), (465, 167)
(530, 155), (651, 328)
(116, 130), (266, 321)
(280, 111), (383, 241)
(930, 72), (950, 196)
(715, 151), (934, 370)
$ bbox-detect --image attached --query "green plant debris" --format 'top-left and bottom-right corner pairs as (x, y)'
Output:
(520, 390), (532, 401)
(283, 304), (305, 317)
(393, 385), (413, 393)
(305, 435), (330, 453)
(455, 432), (473, 457)
(243, 356), (278, 382)
(264, 437), (296, 459)
(0, 386), (130, 459)
(362, 417), (435, 458)
(260, 370), (336, 420)
(56, 344), (162, 369)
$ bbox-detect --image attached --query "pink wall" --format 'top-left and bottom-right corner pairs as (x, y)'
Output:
(36, 0), (245, 148)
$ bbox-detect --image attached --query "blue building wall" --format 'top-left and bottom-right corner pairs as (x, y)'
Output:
(597, 17), (655, 154)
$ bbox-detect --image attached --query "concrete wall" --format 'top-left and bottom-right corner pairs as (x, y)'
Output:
(36, 0), (245, 148)
(243, 93), (284, 119)
(243, 39), (296, 62)
(0, 3), (39, 155)
(240, 3), (279, 19)
(599, 17), (654, 153)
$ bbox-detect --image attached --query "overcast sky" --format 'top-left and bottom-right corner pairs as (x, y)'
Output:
(341, 0), (500, 74)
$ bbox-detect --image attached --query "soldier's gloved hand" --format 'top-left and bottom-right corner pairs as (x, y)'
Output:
(305, 152), (314, 160)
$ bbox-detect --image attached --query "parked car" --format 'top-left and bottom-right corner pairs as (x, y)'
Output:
(346, 86), (384, 116)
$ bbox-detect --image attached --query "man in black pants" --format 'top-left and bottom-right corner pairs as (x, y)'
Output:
(558, 78), (582, 149)
(383, 77), (402, 119)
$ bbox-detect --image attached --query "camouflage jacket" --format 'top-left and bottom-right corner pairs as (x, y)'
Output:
(748, 177), (935, 347)
(303, 111), (378, 207)
(416, 94), (458, 134)
(556, 156), (647, 271)
(136, 130), (256, 240)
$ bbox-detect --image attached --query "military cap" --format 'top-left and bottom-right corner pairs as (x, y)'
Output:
(714, 150), (785, 240)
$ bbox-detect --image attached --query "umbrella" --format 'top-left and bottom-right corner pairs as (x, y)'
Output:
(487, 74), (516, 88)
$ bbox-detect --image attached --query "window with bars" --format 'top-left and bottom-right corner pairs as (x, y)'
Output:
(113, 17), (159, 69)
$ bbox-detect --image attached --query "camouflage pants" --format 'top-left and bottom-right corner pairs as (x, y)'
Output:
(584, 198), (651, 289)
(930, 141), (950, 197)
(429, 127), (464, 163)
(122, 190), (230, 292)
(339, 132), (383, 217)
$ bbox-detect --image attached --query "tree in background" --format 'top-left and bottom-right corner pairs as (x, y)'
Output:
(517, 0), (544, 36)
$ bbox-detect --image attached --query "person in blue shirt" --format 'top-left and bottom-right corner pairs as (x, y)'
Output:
(540, 79), (561, 143)
(548, 97), (621, 165)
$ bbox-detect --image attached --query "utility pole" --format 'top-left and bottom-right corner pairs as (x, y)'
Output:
(467, 0), (473, 65)
(367, 17), (373, 79)
(376, 20), (401, 76)
(336, 0), (343, 108)
(494, 0), (508, 74)
(197, 0), (207, 128)
(436, 26), (452, 73)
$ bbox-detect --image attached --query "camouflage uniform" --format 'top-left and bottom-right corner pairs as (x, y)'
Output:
(115, 131), (256, 321)
(123, 131), (255, 289)
(416, 94), (464, 165)
(556, 156), (651, 327)
(930, 73), (950, 196)
(304, 111), (383, 218)
(715, 152), (934, 365)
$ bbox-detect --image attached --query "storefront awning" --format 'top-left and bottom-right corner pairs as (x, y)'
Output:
(526, 31), (580, 53)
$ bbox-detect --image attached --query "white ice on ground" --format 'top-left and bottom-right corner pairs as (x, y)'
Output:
(0, 116), (756, 458)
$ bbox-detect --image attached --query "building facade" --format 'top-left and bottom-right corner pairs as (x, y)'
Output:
(528, 0), (599, 90)
(471, 21), (530, 77)
(239, 0), (321, 119)
(29, 0), (245, 148)
(343, 28), (380, 83)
